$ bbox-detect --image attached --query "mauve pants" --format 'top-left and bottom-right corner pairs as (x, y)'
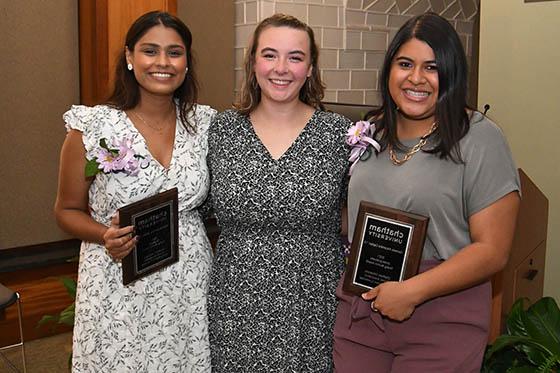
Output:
(333, 261), (491, 373)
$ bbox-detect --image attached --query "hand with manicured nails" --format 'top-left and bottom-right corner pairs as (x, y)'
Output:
(102, 213), (137, 261)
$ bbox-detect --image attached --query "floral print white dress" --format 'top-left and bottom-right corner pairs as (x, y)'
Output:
(63, 104), (216, 373)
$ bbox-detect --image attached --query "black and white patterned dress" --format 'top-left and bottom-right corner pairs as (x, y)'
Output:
(207, 109), (350, 372)
(64, 104), (216, 372)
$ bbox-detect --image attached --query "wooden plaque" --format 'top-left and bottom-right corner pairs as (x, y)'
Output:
(343, 201), (429, 295)
(120, 188), (179, 285)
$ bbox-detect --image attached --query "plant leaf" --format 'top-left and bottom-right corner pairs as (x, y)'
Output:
(58, 313), (74, 326)
(508, 366), (544, 373)
(524, 297), (560, 356)
(99, 138), (118, 154)
(60, 277), (77, 299)
(100, 138), (109, 150)
(58, 302), (75, 326)
(507, 298), (530, 337)
(487, 335), (553, 361)
(482, 345), (528, 372)
(504, 298), (551, 365)
(487, 335), (533, 358)
(85, 158), (100, 177)
(37, 314), (57, 327)
(536, 353), (560, 372)
(517, 313), (551, 365)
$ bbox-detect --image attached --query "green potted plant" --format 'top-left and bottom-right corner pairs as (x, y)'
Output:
(37, 276), (76, 368)
(37, 277), (76, 330)
(482, 296), (560, 372)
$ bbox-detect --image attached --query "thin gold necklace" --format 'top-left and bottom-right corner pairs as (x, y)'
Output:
(389, 122), (438, 165)
(131, 109), (174, 133)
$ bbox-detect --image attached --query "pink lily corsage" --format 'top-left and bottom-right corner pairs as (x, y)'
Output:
(85, 137), (150, 177)
(346, 120), (381, 175)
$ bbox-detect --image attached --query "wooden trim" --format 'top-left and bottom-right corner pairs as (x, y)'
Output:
(95, 0), (110, 104)
(488, 169), (548, 342)
(0, 239), (80, 273)
(166, 0), (177, 14)
(78, 0), (109, 105)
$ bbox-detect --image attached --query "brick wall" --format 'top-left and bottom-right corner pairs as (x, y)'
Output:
(234, 0), (478, 105)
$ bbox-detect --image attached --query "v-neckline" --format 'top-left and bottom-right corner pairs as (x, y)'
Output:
(246, 110), (318, 162)
(124, 110), (178, 171)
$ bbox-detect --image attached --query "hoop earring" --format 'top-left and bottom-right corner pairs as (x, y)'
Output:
(127, 63), (133, 71)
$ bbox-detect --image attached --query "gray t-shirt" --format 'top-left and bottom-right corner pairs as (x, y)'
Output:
(347, 111), (520, 260)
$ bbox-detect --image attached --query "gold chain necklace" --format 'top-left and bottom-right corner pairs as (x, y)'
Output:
(131, 109), (174, 133)
(389, 122), (438, 165)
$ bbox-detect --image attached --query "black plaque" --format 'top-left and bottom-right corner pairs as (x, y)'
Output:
(120, 188), (179, 285)
(343, 201), (429, 295)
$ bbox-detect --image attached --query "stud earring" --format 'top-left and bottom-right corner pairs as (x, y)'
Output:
(127, 63), (133, 71)
(185, 67), (189, 73)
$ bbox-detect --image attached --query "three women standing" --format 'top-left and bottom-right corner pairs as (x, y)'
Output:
(55, 8), (520, 372)
(55, 12), (215, 372)
(206, 14), (350, 372)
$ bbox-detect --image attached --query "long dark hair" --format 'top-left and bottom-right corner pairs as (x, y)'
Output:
(235, 13), (325, 115)
(371, 12), (470, 161)
(106, 11), (199, 133)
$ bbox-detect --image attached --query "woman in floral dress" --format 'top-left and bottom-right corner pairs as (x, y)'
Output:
(54, 12), (214, 372)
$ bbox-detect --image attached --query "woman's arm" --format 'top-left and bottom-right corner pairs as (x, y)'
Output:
(54, 130), (106, 243)
(362, 191), (520, 321)
(54, 130), (135, 259)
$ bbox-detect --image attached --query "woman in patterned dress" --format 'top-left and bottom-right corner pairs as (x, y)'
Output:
(206, 14), (350, 372)
(54, 11), (215, 372)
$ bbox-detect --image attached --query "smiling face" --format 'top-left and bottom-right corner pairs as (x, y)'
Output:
(126, 24), (187, 98)
(253, 26), (313, 106)
(389, 38), (439, 126)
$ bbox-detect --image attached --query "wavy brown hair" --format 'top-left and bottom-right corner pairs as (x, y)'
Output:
(235, 13), (325, 115)
(106, 11), (199, 133)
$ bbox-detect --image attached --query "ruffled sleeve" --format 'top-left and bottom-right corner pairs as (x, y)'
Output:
(193, 104), (217, 148)
(193, 104), (217, 218)
(62, 104), (112, 161)
(63, 104), (96, 132)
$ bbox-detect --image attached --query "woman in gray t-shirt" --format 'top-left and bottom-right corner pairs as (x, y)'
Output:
(334, 12), (520, 372)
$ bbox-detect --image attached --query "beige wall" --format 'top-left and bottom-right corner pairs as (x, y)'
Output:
(179, 0), (235, 110)
(0, 1), (79, 248)
(234, 0), (478, 105)
(478, 0), (560, 301)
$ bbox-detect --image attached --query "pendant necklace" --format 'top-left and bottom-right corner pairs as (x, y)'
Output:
(131, 108), (174, 133)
